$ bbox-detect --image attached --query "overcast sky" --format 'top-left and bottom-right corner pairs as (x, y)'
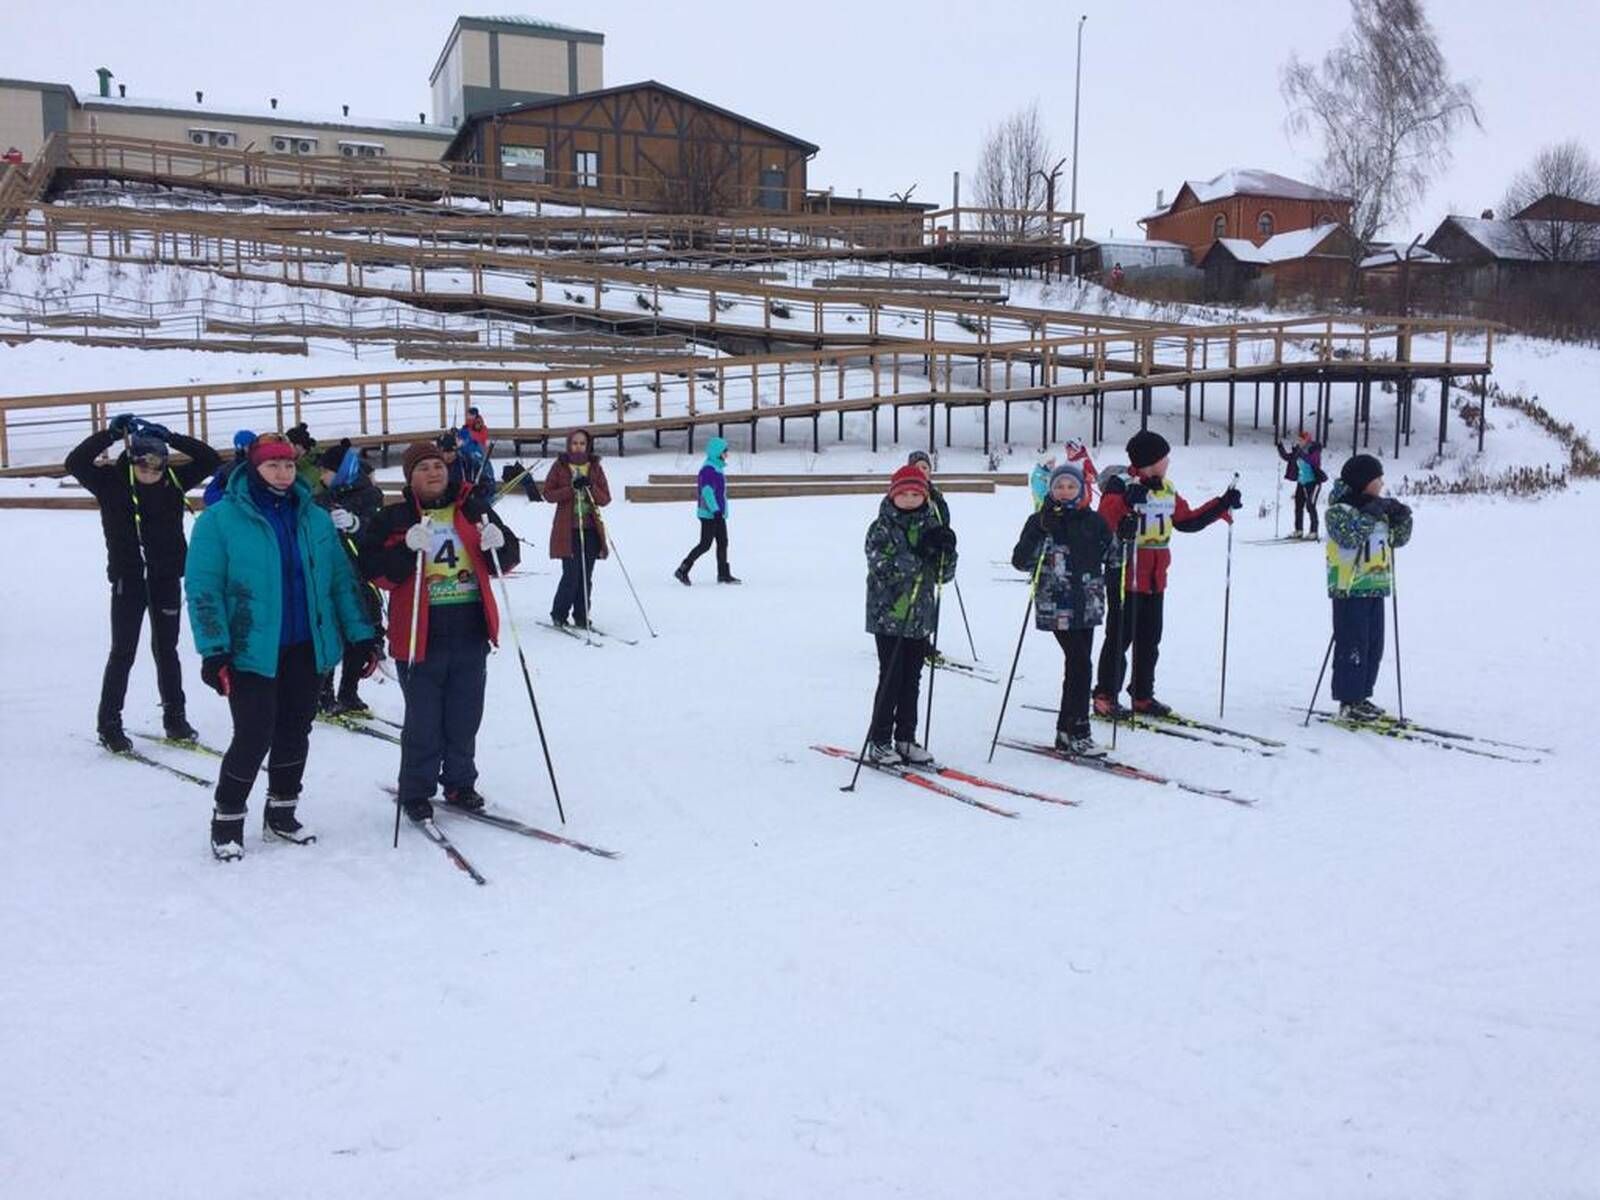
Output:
(5, 0), (1596, 238)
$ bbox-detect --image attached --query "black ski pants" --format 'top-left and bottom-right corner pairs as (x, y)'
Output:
(551, 540), (600, 625)
(870, 634), (928, 745)
(215, 642), (321, 813)
(1294, 483), (1322, 535)
(395, 636), (489, 804)
(1053, 628), (1096, 737)
(1095, 590), (1165, 703)
(680, 515), (730, 578)
(1331, 595), (1385, 703)
(99, 574), (186, 730)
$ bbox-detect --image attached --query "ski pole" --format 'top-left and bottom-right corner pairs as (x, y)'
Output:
(986, 552), (1046, 763)
(575, 494), (595, 646)
(952, 577), (979, 661)
(923, 569), (945, 752)
(1274, 471), (1282, 539)
(482, 517), (567, 824)
(1391, 546), (1404, 722)
(1218, 471), (1240, 719)
(396, 526), (427, 849)
(592, 509), (658, 638)
(841, 575), (924, 792)
(1303, 632), (1335, 727)
(1123, 531), (1142, 730)
(1109, 538), (1130, 751)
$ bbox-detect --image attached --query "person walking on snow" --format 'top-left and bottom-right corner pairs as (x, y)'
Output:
(1277, 430), (1327, 539)
(1324, 453), (1412, 722)
(186, 433), (379, 861)
(1093, 430), (1241, 718)
(1011, 461), (1117, 756)
(66, 414), (221, 751)
(675, 435), (740, 584)
(360, 441), (520, 825)
(314, 439), (387, 714)
(542, 428), (611, 628)
(862, 465), (958, 765)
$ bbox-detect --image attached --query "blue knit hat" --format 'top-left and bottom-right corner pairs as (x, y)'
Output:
(1048, 460), (1086, 502)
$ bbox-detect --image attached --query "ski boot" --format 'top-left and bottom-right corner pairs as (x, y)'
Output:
(211, 807), (246, 862)
(444, 785), (486, 813)
(717, 570), (743, 585)
(263, 794), (316, 845)
(1132, 697), (1173, 719)
(329, 686), (369, 717)
(895, 740), (937, 767)
(865, 741), (903, 766)
(402, 796), (434, 824)
(163, 707), (198, 742)
(98, 722), (133, 754)
(317, 678), (338, 714)
(1055, 727), (1106, 758)
(1340, 699), (1387, 723)
(673, 563), (692, 586)
(1092, 692), (1129, 720)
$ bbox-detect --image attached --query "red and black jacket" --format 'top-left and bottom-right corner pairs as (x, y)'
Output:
(358, 483), (520, 662)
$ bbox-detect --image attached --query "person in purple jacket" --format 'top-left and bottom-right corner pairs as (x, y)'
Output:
(674, 435), (740, 585)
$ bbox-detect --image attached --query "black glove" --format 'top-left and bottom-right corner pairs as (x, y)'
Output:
(201, 654), (233, 697)
(355, 639), (385, 679)
(1116, 514), (1138, 541)
(133, 419), (172, 440)
(1125, 483), (1149, 508)
(1357, 493), (1388, 517)
(1221, 486), (1243, 510)
(572, 474), (590, 491)
(1382, 498), (1412, 523)
(921, 525), (957, 558)
(108, 413), (138, 436)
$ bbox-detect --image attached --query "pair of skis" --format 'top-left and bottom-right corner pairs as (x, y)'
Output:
(996, 738), (1255, 805)
(380, 787), (619, 885)
(925, 652), (1003, 684)
(1300, 707), (1547, 763)
(538, 620), (639, 647)
(812, 744), (1074, 818)
(1020, 704), (1284, 756)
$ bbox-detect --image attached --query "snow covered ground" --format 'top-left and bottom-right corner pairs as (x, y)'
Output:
(3, 350), (1598, 1195)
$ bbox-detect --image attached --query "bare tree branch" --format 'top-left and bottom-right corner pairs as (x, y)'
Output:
(1501, 140), (1600, 262)
(972, 101), (1055, 237)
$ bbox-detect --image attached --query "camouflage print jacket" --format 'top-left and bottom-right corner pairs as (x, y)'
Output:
(864, 497), (957, 638)
(1012, 502), (1117, 632)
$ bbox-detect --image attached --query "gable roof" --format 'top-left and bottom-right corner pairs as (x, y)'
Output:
(1201, 224), (1349, 266)
(1510, 193), (1600, 224)
(1145, 168), (1351, 221)
(444, 80), (819, 158)
(1428, 215), (1600, 263)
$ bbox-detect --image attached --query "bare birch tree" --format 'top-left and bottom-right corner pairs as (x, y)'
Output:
(1502, 140), (1600, 262)
(972, 102), (1054, 238)
(1282, 0), (1480, 255)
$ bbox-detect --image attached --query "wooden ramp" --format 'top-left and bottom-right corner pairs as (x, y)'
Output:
(625, 479), (998, 503)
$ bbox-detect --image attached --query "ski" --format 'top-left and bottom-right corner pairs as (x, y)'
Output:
(538, 620), (605, 647)
(133, 730), (226, 759)
(316, 712), (402, 745)
(1022, 705), (1278, 756)
(1305, 714), (1539, 763)
(1244, 536), (1318, 546)
(327, 709), (403, 732)
(100, 741), (213, 788)
(1126, 708), (1285, 748)
(997, 738), (1255, 806)
(582, 623), (639, 646)
(414, 817), (488, 885)
(380, 788), (619, 858)
(1299, 707), (1551, 756)
(926, 652), (1001, 683)
(812, 745), (1019, 818)
(914, 761), (1078, 808)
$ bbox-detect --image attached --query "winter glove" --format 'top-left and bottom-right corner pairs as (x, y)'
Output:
(1382, 498), (1412, 524)
(1221, 486), (1243, 510)
(201, 654), (233, 697)
(356, 639), (384, 680)
(1357, 493), (1388, 517)
(921, 525), (957, 558)
(572, 474), (590, 491)
(1116, 514), (1139, 541)
(132, 419), (171, 440)
(330, 507), (359, 534)
(404, 518), (432, 553)
(477, 520), (506, 552)
(1125, 482), (1150, 508)
(108, 413), (139, 436)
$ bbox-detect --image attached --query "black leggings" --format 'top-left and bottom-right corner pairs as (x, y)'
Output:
(870, 634), (928, 744)
(215, 642), (321, 812)
(1053, 628), (1096, 736)
(1095, 590), (1165, 702)
(99, 574), (185, 729)
(1294, 483), (1322, 534)
(681, 516), (730, 577)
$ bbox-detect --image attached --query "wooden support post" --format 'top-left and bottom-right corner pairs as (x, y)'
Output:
(984, 404), (991, 455)
(1351, 379), (1361, 454)
(1298, 380), (1306, 433)
(359, 383), (369, 435)
(1227, 381), (1235, 447)
(871, 403), (879, 453)
(438, 380), (447, 428)
(1477, 378), (1486, 452)
(1362, 380), (1373, 449)
(379, 381), (389, 434)
(1438, 377), (1450, 455)
(1183, 383), (1192, 445)
(1253, 381), (1260, 430)
(293, 388), (303, 426)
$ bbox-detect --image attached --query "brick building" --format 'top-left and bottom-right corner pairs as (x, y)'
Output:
(1140, 168), (1351, 259)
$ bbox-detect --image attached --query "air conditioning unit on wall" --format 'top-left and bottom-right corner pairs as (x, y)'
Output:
(215, 132), (235, 148)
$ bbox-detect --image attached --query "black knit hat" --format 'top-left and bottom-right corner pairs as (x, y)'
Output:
(316, 437), (352, 472)
(1340, 453), (1384, 494)
(1126, 430), (1171, 471)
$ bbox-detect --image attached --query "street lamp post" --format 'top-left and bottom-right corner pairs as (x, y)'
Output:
(1069, 13), (1087, 276)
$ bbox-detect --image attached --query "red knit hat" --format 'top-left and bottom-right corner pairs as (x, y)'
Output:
(402, 441), (446, 481)
(248, 433), (297, 466)
(887, 464), (928, 501)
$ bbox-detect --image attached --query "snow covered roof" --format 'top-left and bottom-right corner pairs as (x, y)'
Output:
(1145, 168), (1350, 220)
(1082, 237), (1188, 251)
(1429, 215), (1600, 263)
(1207, 224), (1347, 265)
(1360, 246), (1446, 269)
(81, 94), (455, 139)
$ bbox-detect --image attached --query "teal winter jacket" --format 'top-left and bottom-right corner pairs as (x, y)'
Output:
(185, 466), (375, 676)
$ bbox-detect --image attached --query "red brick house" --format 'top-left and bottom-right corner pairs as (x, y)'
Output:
(1140, 169), (1352, 259)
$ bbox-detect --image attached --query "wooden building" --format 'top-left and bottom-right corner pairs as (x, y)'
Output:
(1199, 224), (1359, 302)
(1141, 169), (1352, 260)
(444, 81), (817, 213)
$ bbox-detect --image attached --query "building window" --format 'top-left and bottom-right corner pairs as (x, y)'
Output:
(1212, 213), (1226, 240)
(574, 150), (598, 188)
(1257, 211), (1276, 238)
(500, 144), (545, 183)
(188, 128), (238, 149)
(271, 135), (319, 155)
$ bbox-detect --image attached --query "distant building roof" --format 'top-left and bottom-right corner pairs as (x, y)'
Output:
(445, 80), (819, 158)
(1428, 214), (1600, 263)
(1145, 168), (1350, 221)
(83, 94), (454, 139)
(1203, 224), (1348, 265)
(1360, 246), (1446, 270)
(1509, 192), (1600, 224)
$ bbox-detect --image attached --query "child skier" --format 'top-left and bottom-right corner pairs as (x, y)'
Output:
(1028, 451), (1057, 510)
(862, 465), (958, 765)
(1011, 462), (1117, 756)
(1324, 453), (1412, 721)
(674, 435), (739, 584)
(1277, 431), (1327, 539)
(1093, 431), (1241, 718)
(66, 414), (221, 750)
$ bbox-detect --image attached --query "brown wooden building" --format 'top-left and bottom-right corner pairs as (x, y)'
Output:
(1141, 169), (1352, 260)
(1199, 224), (1360, 302)
(444, 81), (817, 212)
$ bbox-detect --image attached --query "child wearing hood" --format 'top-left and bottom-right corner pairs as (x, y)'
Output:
(861, 465), (958, 765)
(674, 435), (740, 584)
(1028, 451), (1057, 511)
(1011, 461), (1117, 756)
(541, 429), (611, 627)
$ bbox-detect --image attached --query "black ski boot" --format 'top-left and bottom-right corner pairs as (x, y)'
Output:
(211, 806), (246, 862)
(318, 676), (338, 714)
(98, 722), (133, 754)
(163, 706), (198, 742)
(716, 570), (742, 585)
(673, 563), (692, 586)
(402, 796), (434, 824)
(444, 785), (486, 813)
(263, 794), (316, 845)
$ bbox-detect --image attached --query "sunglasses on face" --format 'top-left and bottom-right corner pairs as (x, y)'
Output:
(132, 454), (167, 471)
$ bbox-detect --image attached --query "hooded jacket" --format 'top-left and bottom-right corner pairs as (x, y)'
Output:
(1012, 499), (1117, 631)
(864, 496), (958, 639)
(697, 437), (729, 520)
(1324, 480), (1412, 598)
